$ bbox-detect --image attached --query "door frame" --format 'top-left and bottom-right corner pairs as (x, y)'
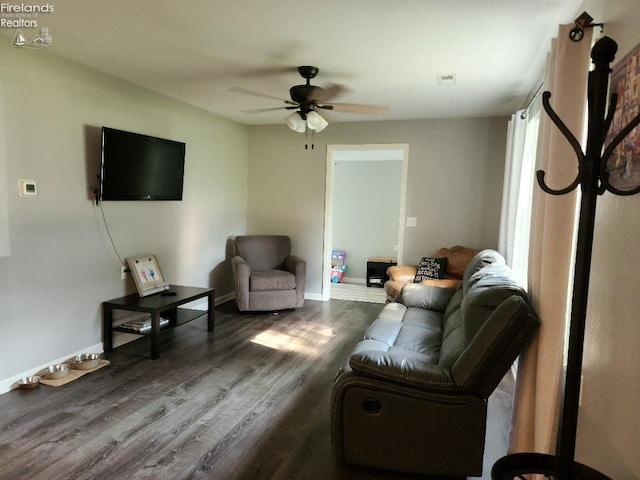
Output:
(322, 143), (409, 301)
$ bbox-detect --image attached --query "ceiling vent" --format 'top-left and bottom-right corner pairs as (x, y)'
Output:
(437, 73), (457, 85)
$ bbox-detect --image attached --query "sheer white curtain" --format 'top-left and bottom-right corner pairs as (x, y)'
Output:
(509, 24), (592, 457)
(499, 110), (528, 271)
(499, 102), (540, 288)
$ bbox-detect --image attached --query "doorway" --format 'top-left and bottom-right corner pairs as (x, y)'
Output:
(322, 144), (409, 301)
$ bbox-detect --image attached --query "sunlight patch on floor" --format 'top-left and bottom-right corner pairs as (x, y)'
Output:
(251, 323), (334, 356)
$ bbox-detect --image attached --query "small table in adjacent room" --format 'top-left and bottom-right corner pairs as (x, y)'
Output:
(366, 257), (397, 288)
(102, 285), (215, 359)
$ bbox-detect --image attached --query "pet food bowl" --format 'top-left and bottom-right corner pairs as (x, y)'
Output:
(41, 363), (70, 379)
(17, 376), (40, 389)
(69, 353), (101, 370)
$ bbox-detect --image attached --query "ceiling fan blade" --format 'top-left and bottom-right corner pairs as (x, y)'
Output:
(326, 103), (390, 114)
(235, 65), (299, 78)
(241, 106), (292, 114)
(229, 86), (297, 105)
(310, 83), (348, 103)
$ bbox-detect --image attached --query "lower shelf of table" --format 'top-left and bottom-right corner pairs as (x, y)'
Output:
(113, 308), (206, 335)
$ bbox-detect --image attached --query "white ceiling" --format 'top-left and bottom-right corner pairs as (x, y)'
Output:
(5, 0), (584, 125)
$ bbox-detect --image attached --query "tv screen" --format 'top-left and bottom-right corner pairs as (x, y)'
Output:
(100, 127), (185, 201)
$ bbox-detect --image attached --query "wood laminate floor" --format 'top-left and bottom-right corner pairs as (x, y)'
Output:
(0, 299), (514, 480)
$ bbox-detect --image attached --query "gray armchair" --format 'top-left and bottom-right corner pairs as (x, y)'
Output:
(231, 235), (306, 312)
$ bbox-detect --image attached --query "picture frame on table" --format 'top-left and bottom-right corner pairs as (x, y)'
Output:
(126, 254), (170, 297)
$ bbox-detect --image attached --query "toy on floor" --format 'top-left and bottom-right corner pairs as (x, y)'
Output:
(331, 250), (348, 283)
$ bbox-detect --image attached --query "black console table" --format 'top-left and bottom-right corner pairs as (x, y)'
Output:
(103, 285), (215, 359)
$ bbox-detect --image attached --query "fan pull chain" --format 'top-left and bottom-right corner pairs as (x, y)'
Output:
(304, 127), (315, 149)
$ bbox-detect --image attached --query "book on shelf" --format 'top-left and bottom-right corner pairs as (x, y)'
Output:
(119, 317), (170, 333)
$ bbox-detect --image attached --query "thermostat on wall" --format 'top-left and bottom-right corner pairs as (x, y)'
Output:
(18, 179), (37, 197)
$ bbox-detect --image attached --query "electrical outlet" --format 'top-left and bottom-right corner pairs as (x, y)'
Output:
(121, 265), (127, 280)
(406, 217), (417, 227)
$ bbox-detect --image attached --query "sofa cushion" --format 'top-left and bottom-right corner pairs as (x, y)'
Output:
(349, 350), (455, 391)
(376, 301), (408, 322)
(436, 246), (480, 279)
(249, 269), (296, 291)
(386, 264), (417, 283)
(364, 318), (404, 346)
(414, 256), (448, 281)
(394, 321), (443, 356)
(400, 283), (455, 312)
(438, 308), (466, 370)
(364, 305), (442, 350)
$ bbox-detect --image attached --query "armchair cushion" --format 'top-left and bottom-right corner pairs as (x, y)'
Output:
(249, 269), (296, 291)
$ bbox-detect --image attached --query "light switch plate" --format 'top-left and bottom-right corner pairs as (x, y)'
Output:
(18, 179), (37, 197)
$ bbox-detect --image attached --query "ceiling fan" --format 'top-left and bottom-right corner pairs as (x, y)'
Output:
(230, 66), (389, 133)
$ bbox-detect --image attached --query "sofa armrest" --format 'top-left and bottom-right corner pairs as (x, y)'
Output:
(285, 254), (305, 275)
(285, 254), (306, 287)
(386, 264), (417, 282)
(349, 350), (457, 392)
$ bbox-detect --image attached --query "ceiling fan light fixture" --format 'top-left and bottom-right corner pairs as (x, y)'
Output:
(306, 111), (328, 132)
(286, 111), (306, 132)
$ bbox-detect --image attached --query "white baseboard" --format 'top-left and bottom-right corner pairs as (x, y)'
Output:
(0, 342), (104, 395)
(214, 291), (235, 306)
(341, 276), (366, 285)
(304, 292), (323, 301)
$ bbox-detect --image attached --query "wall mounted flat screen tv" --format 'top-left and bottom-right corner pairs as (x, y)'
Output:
(100, 127), (185, 201)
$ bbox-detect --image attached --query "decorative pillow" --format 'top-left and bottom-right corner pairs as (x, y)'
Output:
(414, 257), (448, 282)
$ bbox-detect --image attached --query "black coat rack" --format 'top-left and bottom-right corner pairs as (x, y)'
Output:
(492, 36), (640, 480)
